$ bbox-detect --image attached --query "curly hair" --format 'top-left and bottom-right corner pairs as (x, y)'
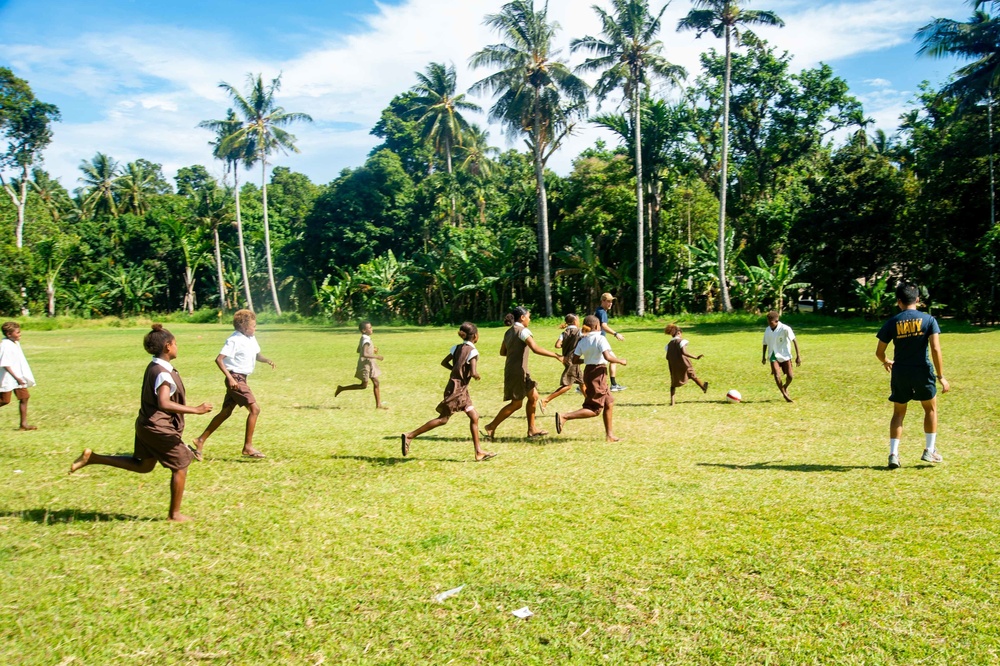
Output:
(233, 309), (256, 334)
(1, 321), (20, 338)
(143, 324), (175, 355)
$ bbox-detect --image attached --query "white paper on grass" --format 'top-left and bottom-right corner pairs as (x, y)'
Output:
(512, 607), (533, 619)
(433, 585), (464, 603)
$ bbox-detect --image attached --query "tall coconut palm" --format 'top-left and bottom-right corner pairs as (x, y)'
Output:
(410, 62), (482, 176)
(573, 0), (686, 316)
(114, 160), (158, 216)
(29, 168), (72, 224)
(200, 109), (255, 311)
(216, 73), (312, 315)
(78, 152), (120, 218)
(458, 124), (500, 224)
(678, 0), (784, 312)
(471, 0), (589, 316)
(195, 183), (231, 312)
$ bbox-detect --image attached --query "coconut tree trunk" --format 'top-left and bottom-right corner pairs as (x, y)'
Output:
(633, 86), (645, 317)
(651, 178), (662, 305)
(184, 266), (196, 314)
(233, 165), (254, 311)
(213, 224), (227, 312)
(46, 277), (55, 317)
(718, 27), (734, 312)
(533, 100), (554, 318)
(261, 161), (282, 315)
(990, 90), (997, 319)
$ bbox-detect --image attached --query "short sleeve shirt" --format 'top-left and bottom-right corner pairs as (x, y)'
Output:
(151, 357), (177, 396)
(876, 310), (940, 367)
(450, 342), (480, 362)
(516, 325), (532, 342)
(595, 307), (609, 337)
(0, 338), (35, 391)
(763, 323), (796, 363)
(665, 336), (689, 353)
(220, 331), (261, 375)
(574, 332), (612, 365)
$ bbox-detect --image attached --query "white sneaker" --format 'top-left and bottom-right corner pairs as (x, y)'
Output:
(921, 449), (943, 463)
(610, 384), (627, 392)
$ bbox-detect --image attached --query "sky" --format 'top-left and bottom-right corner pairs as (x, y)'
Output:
(0, 0), (969, 191)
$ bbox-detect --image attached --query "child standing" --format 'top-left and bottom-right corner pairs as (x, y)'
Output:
(539, 314), (585, 413)
(401, 322), (495, 461)
(192, 309), (275, 459)
(0, 321), (36, 430)
(555, 315), (627, 442)
(335, 321), (387, 409)
(665, 324), (709, 405)
(761, 310), (801, 402)
(69, 324), (213, 522)
(875, 281), (950, 469)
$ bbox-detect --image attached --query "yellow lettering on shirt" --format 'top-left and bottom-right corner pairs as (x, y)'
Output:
(895, 318), (923, 339)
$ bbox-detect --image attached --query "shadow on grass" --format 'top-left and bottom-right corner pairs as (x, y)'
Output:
(330, 454), (465, 465)
(1, 508), (154, 523)
(614, 402), (669, 407)
(291, 404), (340, 410)
(381, 435), (474, 443)
(697, 461), (926, 472)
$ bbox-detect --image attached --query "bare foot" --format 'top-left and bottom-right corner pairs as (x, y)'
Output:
(18, 425), (37, 431)
(69, 449), (92, 474)
(376, 404), (389, 410)
(168, 513), (193, 523)
(476, 451), (497, 461)
(335, 385), (343, 397)
(783, 394), (794, 403)
(191, 437), (205, 462)
(242, 448), (266, 458)
(606, 435), (621, 443)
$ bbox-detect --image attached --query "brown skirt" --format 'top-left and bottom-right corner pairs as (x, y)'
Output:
(503, 371), (537, 402)
(356, 358), (381, 382)
(559, 362), (583, 388)
(669, 361), (698, 388)
(582, 364), (613, 414)
(133, 423), (192, 471)
(436, 379), (473, 417)
(223, 373), (256, 409)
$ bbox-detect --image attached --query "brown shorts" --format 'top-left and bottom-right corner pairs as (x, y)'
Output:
(582, 365), (613, 414)
(223, 373), (256, 409)
(133, 426), (192, 471)
(770, 360), (793, 377)
(0, 388), (29, 405)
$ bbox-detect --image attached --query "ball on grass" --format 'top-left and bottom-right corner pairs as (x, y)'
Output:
(725, 389), (742, 404)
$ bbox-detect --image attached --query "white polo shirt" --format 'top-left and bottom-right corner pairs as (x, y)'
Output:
(573, 332), (612, 366)
(220, 331), (260, 374)
(763, 322), (796, 362)
(0, 338), (35, 391)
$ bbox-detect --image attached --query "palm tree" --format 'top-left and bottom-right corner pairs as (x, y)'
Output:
(678, 0), (784, 312)
(470, 0), (589, 317)
(194, 183), (231, 312)
(165, 217), (209, 314)
(78, 152), (120, 218)
(216, 73), (312, 315)
(572, 0), (685, 316)
(114, 160), (158, 215)
(29, 168), (72, 224)
(200, 109), (254, 311)
(410, 63), (481, 177)
(458, 124), (500, 224)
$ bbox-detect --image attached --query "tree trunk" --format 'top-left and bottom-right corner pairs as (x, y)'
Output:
(233, 166), (254, 311)
(634, 86), (645, 316)
(184, 266), (196, 314)
(46, 278), (55, 317)
(261, 161), (282, 315)
(213, 225), (227, 312)
(718, 28), (734, 312)
(533, 101), (554, 318)
(990, 90), (997, 318)
(651, 178), (662, 306)
(445, 137), (457, 226)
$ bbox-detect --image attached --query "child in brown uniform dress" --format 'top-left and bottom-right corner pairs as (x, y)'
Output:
(665, 324), (708, 405)
(555, 315), (627, 442)
(401, 322), (496, 461)
(483, 306), (562, 439)
(539, 314), (585, 413)
(335, 321), (387, 409)
(69, 324), (213, 522)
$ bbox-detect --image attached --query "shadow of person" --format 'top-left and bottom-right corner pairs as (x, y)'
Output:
(696, 461), (907, 473)
(1, 508), (153, 524)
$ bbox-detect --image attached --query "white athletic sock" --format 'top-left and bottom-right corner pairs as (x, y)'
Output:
(925, 433), (936, 453)
(890, 439), (900, 456)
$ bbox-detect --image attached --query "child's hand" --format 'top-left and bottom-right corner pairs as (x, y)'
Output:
(377, 355), (384, 361)
(226, 377), (239, 390)
(881, 359), (893, 373)
(795, 357), (801, 367)
(268, 360), (276, 369)
(473, 373), (481, 381)
(619, 358), (628, 366)
(696, 354), (704, 360)
(195, 402), (213, 415)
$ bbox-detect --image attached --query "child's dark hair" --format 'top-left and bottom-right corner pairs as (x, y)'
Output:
(581, 314), (600, 333)
(143, 323), (174, 355)
(766, 310), (780, 323)
(560, 313), (578, 329)
(458, 322), (478, 341)
(233, 309), (256, 334)
(895, 281), (919, 306)
(665, 324), (681, 337)
(358, 320), (371, 332)
(504, 306), (529, 327)
(1, 321), (20, 338)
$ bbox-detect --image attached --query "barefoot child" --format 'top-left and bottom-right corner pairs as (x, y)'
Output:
(401, 322), (495, 461)
(483, 307), (562, 439)
(539, 314), (585, 413)
(335, 321), (387, 409)
(192, 309), (275, 459)
(555, 315), (627, 442)
(69, 324), (213, 522)
(761, 310), (801, 403)
(665, 324), (708, 405)
(0, 321), (36, 430)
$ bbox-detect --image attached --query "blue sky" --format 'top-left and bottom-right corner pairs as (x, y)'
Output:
(0, 0), (967, 190)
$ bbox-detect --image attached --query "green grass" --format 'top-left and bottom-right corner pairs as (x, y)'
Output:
(2, 318), (999, 664)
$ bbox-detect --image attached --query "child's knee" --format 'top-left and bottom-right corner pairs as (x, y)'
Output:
(138, 459), (157, 473)
(249, 403), (261, 416)
(360, 379), (370, 389)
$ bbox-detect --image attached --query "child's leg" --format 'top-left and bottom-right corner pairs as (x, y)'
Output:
(602, 402), (618, 442)
(485, 399), (522, 438)
(670, 386), (677, 405)
(335, 379), (368, 396)
(467, 409), (494, 461)
(372, 378), (387, 409)
(69, 449), (157, 475)
(771, 362), (791, 401)
(18, 393), (34, 430)
(526, 388), (546, 436)
(405, 414), (449, 443)
(541, 385), (571, 410)
(242, 403), (262, 457)
(194, 403), (236, 451)
(168, 467), (191, 522)
(555, 407), (599, 433)
(692, 376), (708, 393)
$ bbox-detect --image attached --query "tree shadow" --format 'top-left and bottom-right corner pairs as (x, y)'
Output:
(1, 508), (154, 524)
(329, 454), (465, 465)
(697, 461), (927, 473)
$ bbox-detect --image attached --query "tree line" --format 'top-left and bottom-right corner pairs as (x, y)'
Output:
(1, 0), (997, 323)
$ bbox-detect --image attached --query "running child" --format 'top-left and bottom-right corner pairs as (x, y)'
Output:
(69, 324), (213, 522)
(192, 309), (275, 459)
(335, 321), (387, 409)
(0, 321), (36, 430)
(401, 322), (495, 461)
(761, 310), (801, 402)
(483, 306), (562, 439)
(876, 281), (950, 469)
(665, 324), (709, 405)
(539, 313), (585, 413)
(555, 315), (627, 442)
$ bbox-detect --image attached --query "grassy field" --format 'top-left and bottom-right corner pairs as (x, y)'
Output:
(2, 316), (999, 665)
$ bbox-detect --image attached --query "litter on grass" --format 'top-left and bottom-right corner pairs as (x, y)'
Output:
(512, 607), (534, 619)
(433, 585), (464, 603)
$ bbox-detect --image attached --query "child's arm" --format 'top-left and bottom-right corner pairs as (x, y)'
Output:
(215, 354), (239, 390)
(602, 350), (627, 366)
(440, 354), (454, 370)
(499, 338), (508, 356)
(256, 352), (276, 369)
(525, 336), (561, 361)
(156, 383), (212, 415)
(361, 343), (383, 361)
(929, 334), (950, 393)
(875, 341), (892, 373)
(572, 353), (584, 365)
(761, 344), (768, 365)
(1, 365), (25, 386)
(682, 348), (704, 360)
(470, 356), (480, 381)
(793, 339), (802, 366)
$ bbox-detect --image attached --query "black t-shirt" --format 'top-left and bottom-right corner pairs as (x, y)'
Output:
(876, 309), (940, 368)
(595, 307), (609, 337)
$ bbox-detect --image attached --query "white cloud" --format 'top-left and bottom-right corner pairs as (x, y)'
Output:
(1, 0), (962, 187)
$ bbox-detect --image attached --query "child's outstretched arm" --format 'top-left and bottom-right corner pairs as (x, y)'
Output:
(525, 336), (561, 361)
(156, 383), (213, 415)
(256, 352), (276, 369)
(682, 348), (704, 361)
(602, 350), (627, 366)
(215, 354), (239, 390)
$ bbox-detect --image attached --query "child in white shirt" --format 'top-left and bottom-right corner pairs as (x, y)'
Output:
(761, 310), (802, 403)
(0, 321), (36, 430)
(555, 315), (627, 442)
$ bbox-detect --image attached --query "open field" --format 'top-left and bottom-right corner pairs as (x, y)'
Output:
(2, 316), (999, 664)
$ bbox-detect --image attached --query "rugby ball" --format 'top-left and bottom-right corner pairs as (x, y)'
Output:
(725, 389), (742, 404)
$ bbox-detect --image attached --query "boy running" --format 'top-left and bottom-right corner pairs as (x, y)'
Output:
(555, 315), (627, 442)
(762, 310), (801, 402)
